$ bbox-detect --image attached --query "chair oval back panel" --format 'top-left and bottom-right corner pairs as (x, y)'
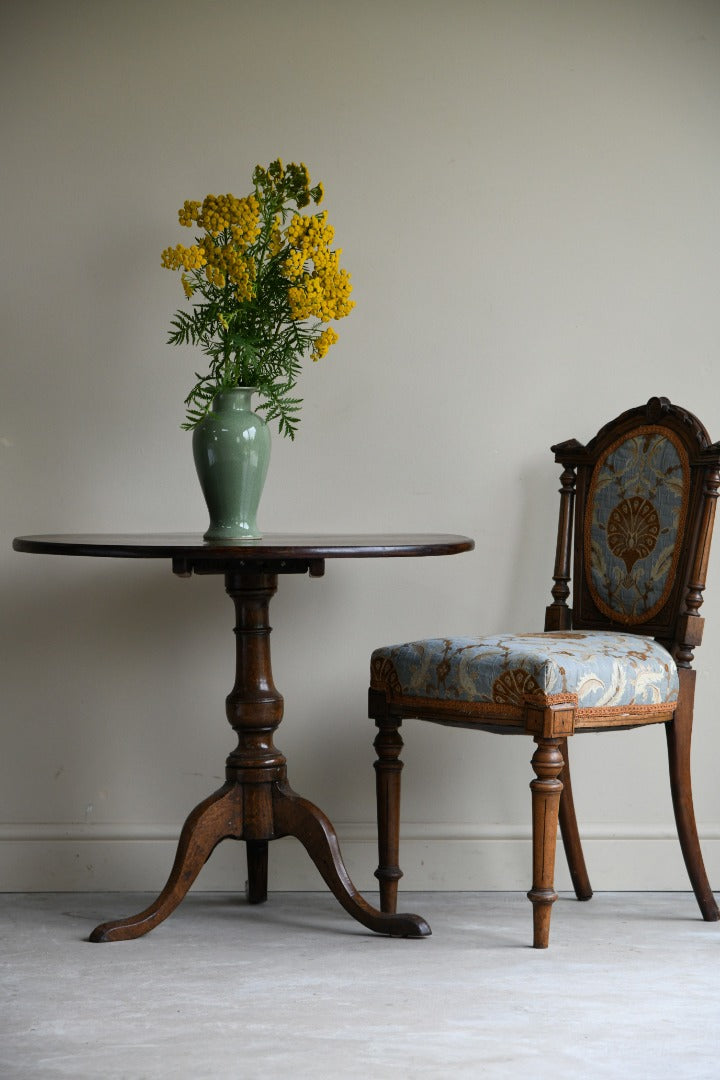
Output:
(584, 426), (690, 625)
(557, 398), (720, 650)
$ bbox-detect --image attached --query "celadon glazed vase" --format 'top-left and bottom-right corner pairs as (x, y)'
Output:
(192, 387), (271, 542)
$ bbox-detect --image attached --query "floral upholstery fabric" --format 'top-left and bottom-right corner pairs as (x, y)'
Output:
(585, 427), (689, 624)
(370, 631), (678, 720)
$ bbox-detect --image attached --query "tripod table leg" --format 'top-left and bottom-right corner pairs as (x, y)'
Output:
(272, 780), (430, 938)
(89, 783), (242, 942)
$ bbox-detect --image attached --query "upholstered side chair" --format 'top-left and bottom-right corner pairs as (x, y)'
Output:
(369, 397), (720, 947)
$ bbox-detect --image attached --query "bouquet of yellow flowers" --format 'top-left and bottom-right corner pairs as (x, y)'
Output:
(162, 159), (354, 438)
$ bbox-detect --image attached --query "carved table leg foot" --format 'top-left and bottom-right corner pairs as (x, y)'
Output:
(272, 780), (430, 937)
(89, 783), (242, 942)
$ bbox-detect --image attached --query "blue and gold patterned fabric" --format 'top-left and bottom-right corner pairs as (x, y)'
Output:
(370, 631), (678, 722)
(585, 428), (689, 624)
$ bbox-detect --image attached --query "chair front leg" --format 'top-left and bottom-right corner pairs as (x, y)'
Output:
(371, 697), (404, 914)
(528, 737), (564, 948)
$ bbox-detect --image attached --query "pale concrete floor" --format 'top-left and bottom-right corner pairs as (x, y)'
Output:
(1, 891), (719, 1080)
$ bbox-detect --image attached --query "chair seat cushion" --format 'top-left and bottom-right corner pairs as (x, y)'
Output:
(370, 630), (679, 722)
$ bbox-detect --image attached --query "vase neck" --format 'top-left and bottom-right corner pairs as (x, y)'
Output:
(213, 387), (257, 412)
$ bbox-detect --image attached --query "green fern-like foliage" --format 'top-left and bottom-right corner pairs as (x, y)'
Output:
(161, 160), (354, 439)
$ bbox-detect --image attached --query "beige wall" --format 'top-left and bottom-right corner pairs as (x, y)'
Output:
(2, 0), (720, 893)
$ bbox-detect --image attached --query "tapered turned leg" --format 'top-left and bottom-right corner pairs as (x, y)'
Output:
(273, 780), (430, 937)
(89, 783), (242, 942)
(666, 671), (719, 921)
(246, 840), (269, 904)
(372, 703), (404, 914)
(527, 737), (564, 948)
(557, 737), (593, 902)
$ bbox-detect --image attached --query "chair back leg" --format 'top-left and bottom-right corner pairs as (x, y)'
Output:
(557, 737), (593, 901)
(666, 671), (719, 921)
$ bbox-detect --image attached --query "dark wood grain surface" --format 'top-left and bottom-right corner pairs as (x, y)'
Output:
(13, 532), (474, 560)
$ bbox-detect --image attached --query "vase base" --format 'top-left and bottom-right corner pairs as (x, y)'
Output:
(203, 528), (263, 543)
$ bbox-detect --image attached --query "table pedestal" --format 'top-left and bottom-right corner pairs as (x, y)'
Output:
(89, 570), (429, 941)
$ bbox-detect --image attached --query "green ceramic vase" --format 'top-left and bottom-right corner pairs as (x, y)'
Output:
(192, 387), (271, 542)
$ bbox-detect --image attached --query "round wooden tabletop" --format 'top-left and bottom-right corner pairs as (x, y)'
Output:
(12, 532), (474, 561)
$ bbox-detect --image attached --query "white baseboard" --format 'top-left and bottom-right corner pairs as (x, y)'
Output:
(2, 822), (719, 893)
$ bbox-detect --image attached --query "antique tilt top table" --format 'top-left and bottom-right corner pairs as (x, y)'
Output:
(13, 532), (474, 941)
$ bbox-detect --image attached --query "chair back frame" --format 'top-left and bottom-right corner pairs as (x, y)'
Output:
(546, 397), (720, 669)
